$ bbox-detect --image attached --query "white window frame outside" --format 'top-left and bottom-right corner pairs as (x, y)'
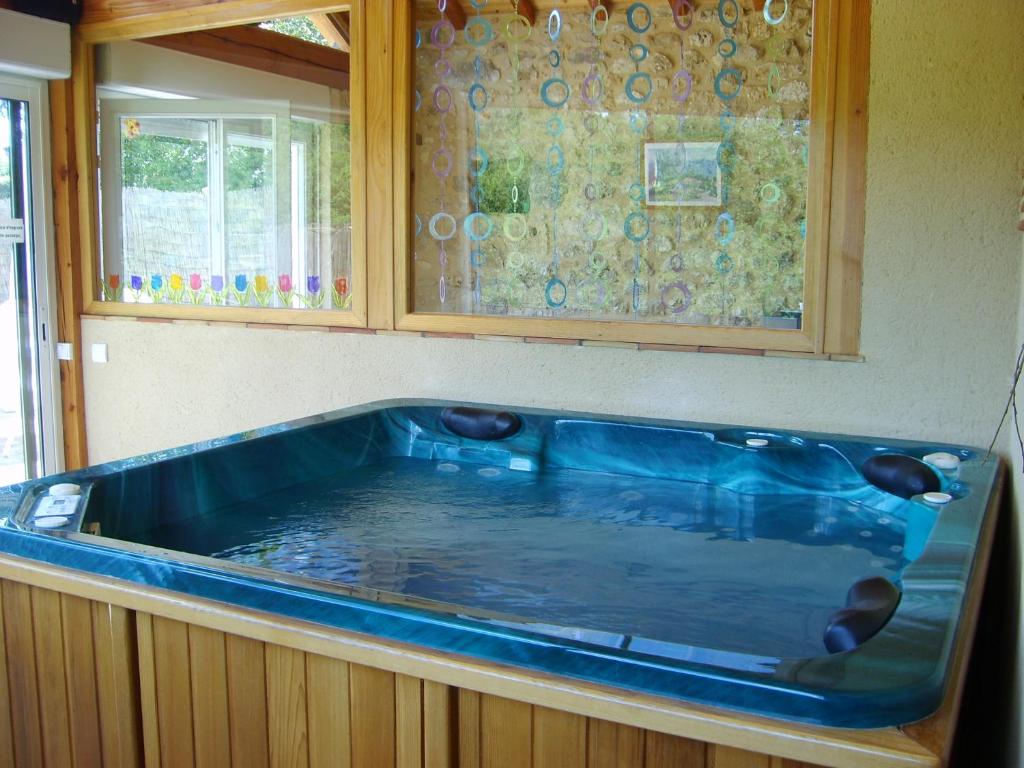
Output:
(98, 98), (292, 298)
(0, 73), (63, 477)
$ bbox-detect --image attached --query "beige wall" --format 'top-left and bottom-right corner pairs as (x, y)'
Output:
(79, 1), (1024, 760)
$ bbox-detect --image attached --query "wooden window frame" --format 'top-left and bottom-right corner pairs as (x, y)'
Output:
(390, 0), (869, 355)
(73, 1), (369, 329)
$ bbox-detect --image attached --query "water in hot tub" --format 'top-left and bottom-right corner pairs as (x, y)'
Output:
(136, 457), (908, 659)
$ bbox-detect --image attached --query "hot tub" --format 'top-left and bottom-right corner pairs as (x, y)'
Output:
(0, 400), (1001, 740)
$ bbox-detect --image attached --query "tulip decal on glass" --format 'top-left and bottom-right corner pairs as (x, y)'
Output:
(129, 274), (143, 302)
(102, 273), (122, 302)
(253, 274), (272, 307)
(303, 275), (324, 309)
(188, 273), (205, 304)
(168, 273), (185, 303)
(149, 274), (164, 303)
(332, 276), (351, 309)
(232, 274), (249, 306)
(277, 274), (294, 308)
(210, 275), (226, 305)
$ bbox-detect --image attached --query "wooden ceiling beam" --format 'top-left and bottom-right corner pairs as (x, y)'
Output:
(310, 10), (350, 52)
(144, 24), (349, 89)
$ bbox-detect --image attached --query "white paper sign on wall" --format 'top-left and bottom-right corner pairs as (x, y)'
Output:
(0, 219), (25, 246)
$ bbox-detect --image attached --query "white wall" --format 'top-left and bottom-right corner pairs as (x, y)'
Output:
(78, 1), (1024, 760)
(82, 0), (1024, 459)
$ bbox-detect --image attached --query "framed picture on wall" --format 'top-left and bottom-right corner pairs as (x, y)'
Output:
(644, 142), (722, 207)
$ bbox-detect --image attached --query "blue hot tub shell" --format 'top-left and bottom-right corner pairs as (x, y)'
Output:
(0, 400), (1002, 729)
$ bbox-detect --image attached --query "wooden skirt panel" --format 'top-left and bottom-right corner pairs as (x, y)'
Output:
(0, 581), (142, 768)
(0, 579), (825, 768)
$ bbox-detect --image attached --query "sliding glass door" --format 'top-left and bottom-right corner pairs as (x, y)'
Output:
(0, 78), (61, 485)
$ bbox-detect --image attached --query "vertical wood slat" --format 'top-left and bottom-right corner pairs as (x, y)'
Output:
(46, 77), (89, 470)
(801, 0), (839, 354)
(306, 653), (351, 768)
(0, 582), (17, 768)
(151, 615), (195, 767)
(95, 603), (142, 768)
(396, 674), (423, 768)
(2, 580), (43, 767)
(350, 664), (396, 768)
(70, 35), (101, 319)
(30, 587), (73, 768)
(189, 625), (232, 768)
(364, 0), (394, 328)
(645, 731), (706, 768)
(709, 745), (771, 768)
(771, 760), (824, 768)
(60, 595), (102, 768)
(481, 695), (531, 768)
(823, 0), (871, 355)
(533, 706), (587, 768)
(225, 635), (270, 768)
(423, 680), (453, 768)
(588, 720), (644, 768)
(348, 0), (369, 327)
(265, 644), (309, 768)
(390, 0), (413, 320)
(457, 689), (480, 768)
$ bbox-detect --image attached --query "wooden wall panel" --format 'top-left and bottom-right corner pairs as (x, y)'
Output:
(645, 731), (706, 768)
(152, 616), (196, 767)
(189, 625), (232, 768)
(60, 595), (102, 768)
(30, 587), (73, 768)
(396, 674), (424, 768)
(0, 580), (919, 768)
(0, 583), (18, 768)
(225, 634), (271, 768)
(92, 603), (142, 767)
(306, 653), (352, 768)
(2, 580), (44, 767)
(533, 706), (587, 768)
(481, 695), (531, 768)
(423, 680), (454, 768)
(350, 663), (397, 767)
(588, 720), (644, 768)
(457, 688), (481, 768)
(710, 745), (772, 768)
(265, 645), (309, 768)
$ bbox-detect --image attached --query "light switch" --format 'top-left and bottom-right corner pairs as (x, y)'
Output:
(56, 342), (73, 361)
(91, 343), (108, 363)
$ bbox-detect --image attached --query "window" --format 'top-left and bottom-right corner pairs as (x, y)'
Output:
(73, 1), (864, 354)
(100, 102), (352, 310)
(395, 0), (867, 353)
(89, 11), (362, 323)
(0, 77), (62, 482)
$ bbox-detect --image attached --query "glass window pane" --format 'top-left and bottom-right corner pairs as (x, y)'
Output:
(96, 17), (354, 313)
(119, 116), (211, 299)
(0, 97), (43, 483)
(412, 2), (813, 329)
(225, 117), (276, 281)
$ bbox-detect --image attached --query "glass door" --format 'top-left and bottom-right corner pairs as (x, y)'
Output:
(0, 79), (61, 485)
